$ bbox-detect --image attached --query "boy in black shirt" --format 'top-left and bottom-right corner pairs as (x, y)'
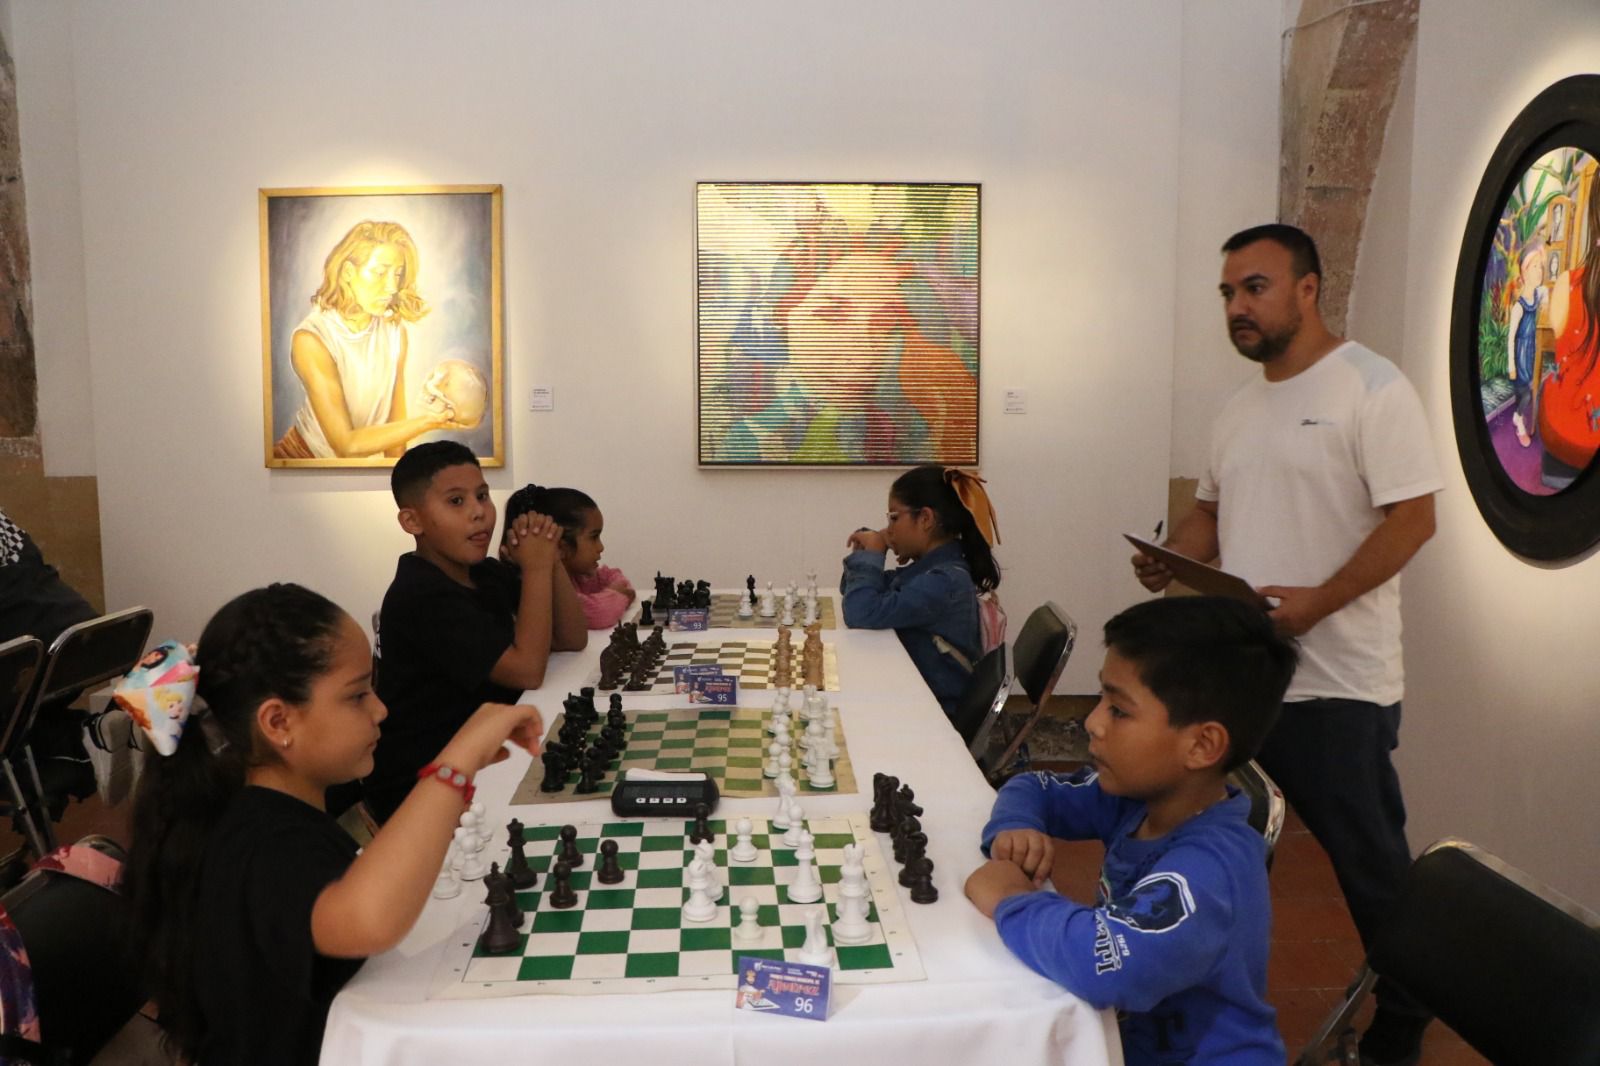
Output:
(366, 442), (585, 819)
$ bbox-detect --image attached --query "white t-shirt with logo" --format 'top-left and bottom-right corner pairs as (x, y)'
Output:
(1197, 342), (1442, 705)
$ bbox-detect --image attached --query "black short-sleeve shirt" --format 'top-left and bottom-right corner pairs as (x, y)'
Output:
(194, 786), (362, 1066)
(368, 552), (521, 818)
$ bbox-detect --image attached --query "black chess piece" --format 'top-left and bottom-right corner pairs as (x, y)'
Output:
(547, 860), (579, 909)
(506, 820), (538, 889)
(609, 693), (623, 714)
(478, 865), (522, 953)
(640, 600), (654, 626)
(908, 857), (939, 904)
(539, 748), (568, 793)
(747, 574), (757, 606)
(895, 784), (922, 819)
(558, 824), (584, 867)
(596, 839), (625, 884)
(688, 802), (714, 845)
(574, 755), (603, 794)
(869, 774), (897, 833)
(898, 832), (928, 887)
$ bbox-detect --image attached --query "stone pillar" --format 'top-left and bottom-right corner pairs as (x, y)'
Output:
(0, 21), (36, 454)
(1280, 0), (1418, 335)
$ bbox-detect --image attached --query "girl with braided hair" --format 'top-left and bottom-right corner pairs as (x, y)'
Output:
(126, 584), (541, 1066)
(841, 465), (1004, 718)
(503, 483), (636, 630)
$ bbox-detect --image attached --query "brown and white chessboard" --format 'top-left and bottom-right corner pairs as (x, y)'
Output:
(636, 593), (839, 630)
(589, 639), (840, 694)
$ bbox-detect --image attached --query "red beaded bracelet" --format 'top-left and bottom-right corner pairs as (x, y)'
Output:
(417, 762), (475, 805)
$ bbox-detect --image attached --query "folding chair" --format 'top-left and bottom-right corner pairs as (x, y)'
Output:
(1227, 758), (1285, 869)
(1295, 838), (1600, 1065)
(985, 602), (1077, 779)
(1, 842), (145, 1065)
(1, 609), (154, 855)
(0, 638), (49, 858)
(949, 644), (1011, 756)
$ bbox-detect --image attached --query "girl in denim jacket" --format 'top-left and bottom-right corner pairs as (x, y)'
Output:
(842, 466), (1002, 717)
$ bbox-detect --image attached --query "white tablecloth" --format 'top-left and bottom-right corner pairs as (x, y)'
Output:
(322, 607), (1122, 1066)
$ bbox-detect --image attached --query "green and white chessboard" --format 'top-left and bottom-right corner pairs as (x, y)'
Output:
(434, 814), (924, 998)
(637, 593), (839, 630)
(509, 706), (858, 804)
(591, 640), (840, 693)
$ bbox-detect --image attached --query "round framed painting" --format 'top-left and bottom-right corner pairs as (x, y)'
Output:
(1450, 74), (1600, 560)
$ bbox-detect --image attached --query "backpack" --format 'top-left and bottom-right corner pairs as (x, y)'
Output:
(977, 590), (1007, 655)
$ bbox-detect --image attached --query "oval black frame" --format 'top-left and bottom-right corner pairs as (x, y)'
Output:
(1450, 74), (1600, 562)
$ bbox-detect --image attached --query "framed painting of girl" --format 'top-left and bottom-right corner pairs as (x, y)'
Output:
(260, 185), (503, 468)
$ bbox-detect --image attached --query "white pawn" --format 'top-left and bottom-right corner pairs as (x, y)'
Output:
(773, 687), (792, 714)
(456, 828), (486, 881)
(780, 599), (795, 627)
(807, 745), (835, 790)
(470, 801), (492, 849)
(783, 804), (807, 849)
(682, 881), (718, 923)
(806, 569), (819, 601)
(803, 598), (818, 626)
(432, 842), (462, 899)
(731, 818), (758, 862)
(796, 908), (834, 967)
(734, 896), (763, 943)
(764, 740), (781, 779)
(823, 707), (840, 759)
(777, 751), (793, 784)
(737, 592), (754, 618)
(459, 810), (484, 853)
(760, 582), (776, 618)
(832, 879), (872, 945)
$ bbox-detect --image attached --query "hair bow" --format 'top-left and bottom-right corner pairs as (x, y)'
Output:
(944, 468), (1001, 547)
(112, 640), (200, 756)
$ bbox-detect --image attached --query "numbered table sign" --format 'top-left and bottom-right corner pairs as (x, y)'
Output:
(733, 957), (832, 1021)
(669, 608), (710, 631)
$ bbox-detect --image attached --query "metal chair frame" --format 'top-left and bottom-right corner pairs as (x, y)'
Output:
(0, 637), (49, 859)
(987, 602), (1077, 777)
(957, 644), (1013, 759)
(1227, 757), (1286, 869)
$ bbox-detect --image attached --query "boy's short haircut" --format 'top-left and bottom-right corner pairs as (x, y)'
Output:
(390, 441), (481, 507)
(1104, 597), (1298, 772)
(1221, 223), (1323, 284)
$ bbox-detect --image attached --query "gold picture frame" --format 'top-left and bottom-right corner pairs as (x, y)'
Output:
(260, 184), (504, 468)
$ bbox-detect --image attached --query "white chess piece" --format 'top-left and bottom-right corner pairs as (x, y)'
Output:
(780, 599), (795, 627)
(731, 818), (759, 862)
(760, 582), (776, 618)
(694, 841), (723, 900)
(796, 908), (835, 966)
(777, 751), (793, 783)
(823, 707), (840, 759)
(832, 879), (872, 944)
(803, 598), (818, 626)
(682, 881), (718, 923)
(737, 592), (754, 618)
(772, 792), (792, 831)
(734, 896), (763, 943)
(764, 740), (781, 779)
(459, 811), (484, 853)
(806, 569), (819, 601)
(432, 842), (463, 899)
(783, 805), (807, 849)
(806, 745), (835, 790)
(456, 828), (486, 881)
(470, 801), (492, 849)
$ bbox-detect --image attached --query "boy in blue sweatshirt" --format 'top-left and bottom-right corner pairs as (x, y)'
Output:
(965, 596), (1297, 1066)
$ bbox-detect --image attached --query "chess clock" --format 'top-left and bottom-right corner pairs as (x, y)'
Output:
(609, 769), (721, 817)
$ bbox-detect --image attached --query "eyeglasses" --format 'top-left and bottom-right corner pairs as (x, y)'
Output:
(886, 507), (923, 524)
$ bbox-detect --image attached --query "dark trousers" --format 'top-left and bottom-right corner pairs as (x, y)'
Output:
(1255, 697), (1429, 1021)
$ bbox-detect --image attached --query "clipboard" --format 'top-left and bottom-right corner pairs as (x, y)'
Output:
(1123, 534), (1270, 609)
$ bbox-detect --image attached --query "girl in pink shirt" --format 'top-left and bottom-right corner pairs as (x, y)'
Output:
(505, 484), (635, 629)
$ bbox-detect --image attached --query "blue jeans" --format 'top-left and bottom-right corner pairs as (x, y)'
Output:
(1255, 698), (1429, 1022)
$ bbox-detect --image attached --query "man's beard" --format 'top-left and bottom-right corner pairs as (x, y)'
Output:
(1228, 311), (1300, 363)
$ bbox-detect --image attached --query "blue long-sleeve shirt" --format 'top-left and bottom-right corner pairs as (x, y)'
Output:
(840, 540), (979, 717)
(982, 768), (1283, 1066)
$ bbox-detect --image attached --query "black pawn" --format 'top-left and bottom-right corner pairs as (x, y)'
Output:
(575, 761), (601, 794)
(506, 820), (537, 890)
(898, 832), (929, 887)
(688, 802), (714, 845)
(547, 860), (578, 909)
(609, 693), (624, 715)
(558, 824), (584, 867)
(478, 865), (522, 953)
(640, 601), (654, 626)
(908, 857), (939, 904)
(596, 839), (625, 884)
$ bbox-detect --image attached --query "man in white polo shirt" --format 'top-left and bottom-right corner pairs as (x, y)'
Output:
(1131, 224), (1441, 1066)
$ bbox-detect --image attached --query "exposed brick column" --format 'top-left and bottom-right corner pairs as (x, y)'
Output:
(0, 23), (37, 456)
(1281, 0), (1418, 335)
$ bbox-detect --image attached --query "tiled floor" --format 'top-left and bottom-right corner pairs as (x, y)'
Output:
(8, 787), (1490, 1065)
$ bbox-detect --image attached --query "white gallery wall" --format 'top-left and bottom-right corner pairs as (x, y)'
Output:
(12, 0), (1282, 693)
(1379, 0), (1600, 908)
